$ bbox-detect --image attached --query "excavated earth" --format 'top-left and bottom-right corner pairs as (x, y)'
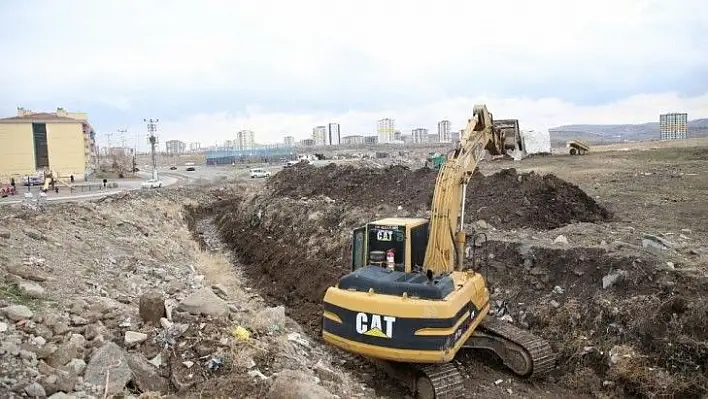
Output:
(268, 164), (612, 230)
(199, 163), (707, 399)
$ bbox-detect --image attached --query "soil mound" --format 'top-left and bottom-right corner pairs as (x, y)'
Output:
(467, 168), (612, 230)
(478, 241), (708, 398)
(268, 163), (437, 210)
(267, 164), (612, 230)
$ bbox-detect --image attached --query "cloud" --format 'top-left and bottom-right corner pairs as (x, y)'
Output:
(1, 0), (706, 148)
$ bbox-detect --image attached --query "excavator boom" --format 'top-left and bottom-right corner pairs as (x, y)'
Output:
(423, 105), (505, 275)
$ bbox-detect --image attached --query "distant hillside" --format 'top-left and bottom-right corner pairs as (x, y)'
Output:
(549, 118), (708, 146)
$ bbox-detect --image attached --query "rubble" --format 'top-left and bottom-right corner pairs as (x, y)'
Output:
(0, 189), (369, 398)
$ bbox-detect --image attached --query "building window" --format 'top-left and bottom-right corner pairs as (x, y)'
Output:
(32, 123), (49, 169)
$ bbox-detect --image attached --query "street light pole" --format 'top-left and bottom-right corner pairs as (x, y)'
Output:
(144, 118), (159, 180)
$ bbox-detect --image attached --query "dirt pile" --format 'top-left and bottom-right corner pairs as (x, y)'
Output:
(268, 163), (437, 210)
(478, 241), (708, 398)
(268, 164), (612, 230)
(466, 168), (612, 230)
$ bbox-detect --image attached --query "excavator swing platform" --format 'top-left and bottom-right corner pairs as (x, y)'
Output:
(322, 105), (555, 399)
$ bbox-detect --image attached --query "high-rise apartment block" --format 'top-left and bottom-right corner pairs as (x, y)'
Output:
(165, 140), (186, 154)
(236, 130), (255, 150)
(659, 113), (688, 140)
(328, 123), (340, 145)
(377, 118), (395, 144)
(312, 126), (327, 146)
(437, 120), (451, 143)
(412, 128), (428, 144)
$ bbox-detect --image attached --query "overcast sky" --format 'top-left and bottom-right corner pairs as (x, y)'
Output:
(1, 0), (707, 150)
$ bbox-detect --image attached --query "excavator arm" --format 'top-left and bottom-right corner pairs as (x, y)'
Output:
(423, 105), (505, 275)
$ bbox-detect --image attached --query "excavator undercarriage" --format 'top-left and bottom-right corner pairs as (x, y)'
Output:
(353, 317), (554, 399)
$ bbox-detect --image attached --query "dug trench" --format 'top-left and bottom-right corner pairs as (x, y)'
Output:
(188, 165), (707, 398)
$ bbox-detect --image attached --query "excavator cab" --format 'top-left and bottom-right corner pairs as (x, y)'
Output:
(351, 217), (429, 273)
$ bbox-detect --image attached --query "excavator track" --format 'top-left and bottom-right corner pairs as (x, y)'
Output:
(464, 317), (555, 378)
(337, 350), (464, 399)
(415, 363), (465, 399)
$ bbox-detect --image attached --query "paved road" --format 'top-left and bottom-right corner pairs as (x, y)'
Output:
(0, 172), (178, 205)
(0, 161), (334, 205)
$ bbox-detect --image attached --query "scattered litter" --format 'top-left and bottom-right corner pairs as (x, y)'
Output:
(205, 357), (223, 372)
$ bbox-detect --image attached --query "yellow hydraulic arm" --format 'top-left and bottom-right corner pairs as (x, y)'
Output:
(423, 105), (505, 275)
(41, 169), (72, 192)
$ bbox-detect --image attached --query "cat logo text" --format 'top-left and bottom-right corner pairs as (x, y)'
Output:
(355, 312), (396, 338)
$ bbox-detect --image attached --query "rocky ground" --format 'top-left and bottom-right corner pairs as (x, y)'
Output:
(2, 142), (707, 399)
(0, 188), (371, 398)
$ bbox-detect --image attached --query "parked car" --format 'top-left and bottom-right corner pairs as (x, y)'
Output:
(186, 166), (196, 171)
(141, 179), (163, 189)
(169, 165), (177, 170)
(249, 168), (271, 178)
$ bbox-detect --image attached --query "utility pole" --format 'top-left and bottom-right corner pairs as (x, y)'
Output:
(144, 118), (159, 180)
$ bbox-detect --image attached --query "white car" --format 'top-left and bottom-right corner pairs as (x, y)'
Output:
(249, 168), (271, 178)
(141, 179), (163, 189)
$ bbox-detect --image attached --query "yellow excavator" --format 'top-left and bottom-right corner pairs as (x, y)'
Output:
(40, 169), (72, 192)
(322, 105), (554, 399)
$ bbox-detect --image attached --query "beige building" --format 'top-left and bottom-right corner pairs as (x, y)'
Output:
(377, 118), (395, 144)
(0, 107), (96, 180)
(312, 126), (327, 146)
(237, 130), (255, 150)
(660, 112), (688, 140)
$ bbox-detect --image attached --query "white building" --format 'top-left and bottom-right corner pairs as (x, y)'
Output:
(437, 120), (451, 143)
(377, 118), (395, 144)
(328, 123), (341, 145)
(165, 140), (186, 154)
(312, 126), (327, 146)
(189, 142), (201, 151)
(283, 136), (295, 146)
(659, 112), (688, 140)
(236, 130), (255, 150)
(411, 128), (428, 144)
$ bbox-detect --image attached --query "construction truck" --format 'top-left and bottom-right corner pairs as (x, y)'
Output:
(322, 105), (554, 399)
(427, 153), (446, 170)
(493, 118), (524, 153)
(567, 139), (590, 155)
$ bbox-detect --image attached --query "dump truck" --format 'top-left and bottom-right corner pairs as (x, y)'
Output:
(567, 139), (590, 155)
